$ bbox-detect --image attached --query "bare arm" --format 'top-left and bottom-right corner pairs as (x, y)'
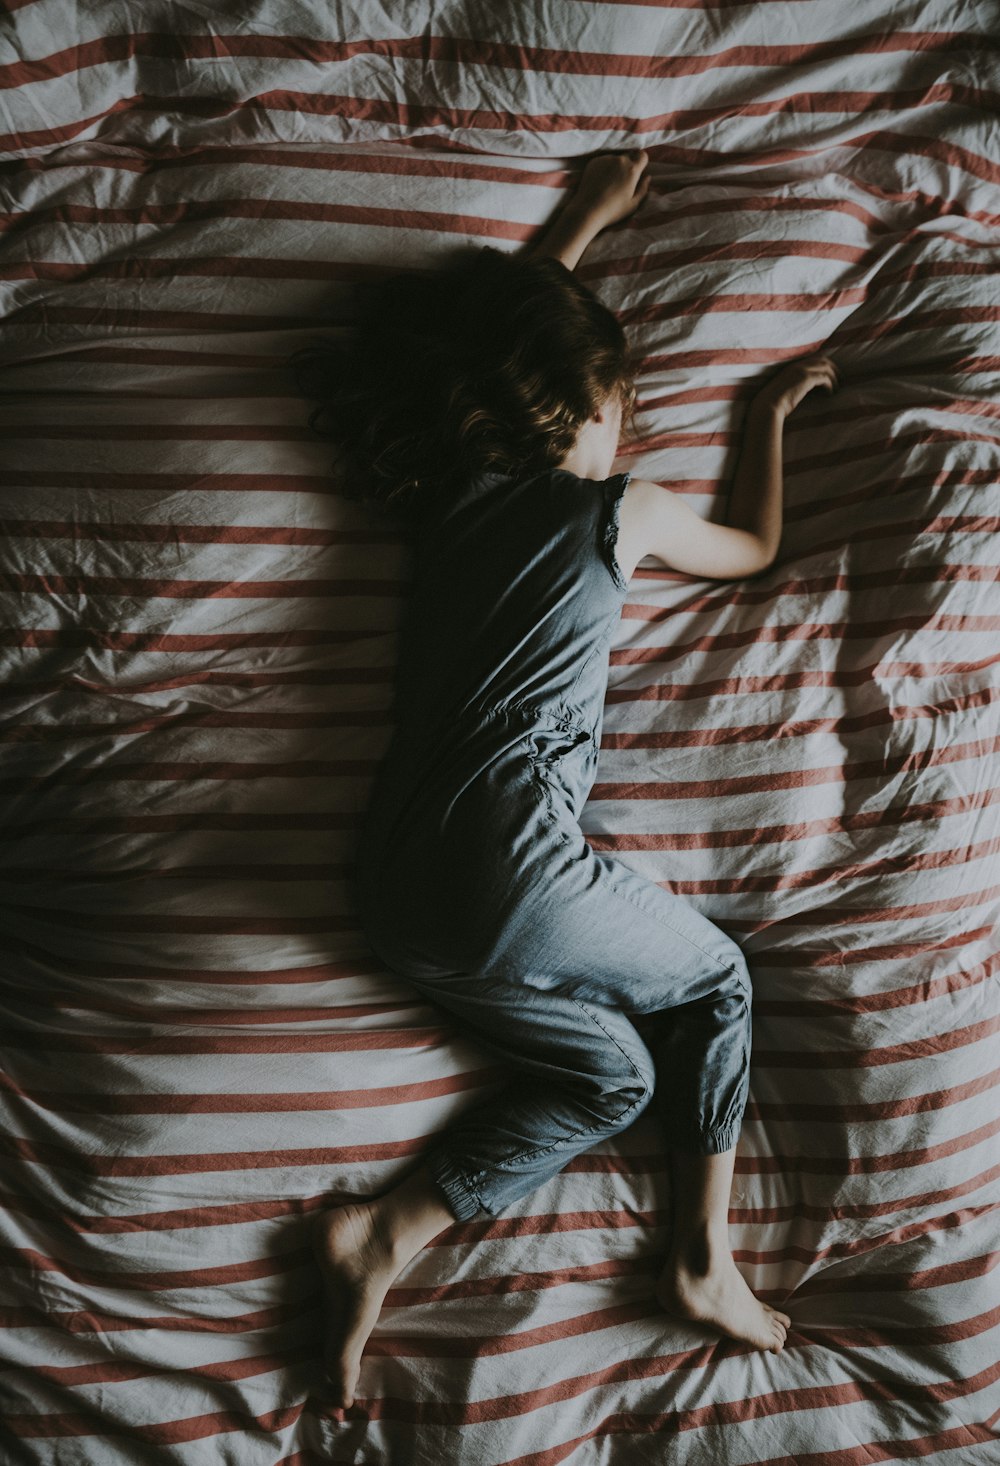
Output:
(615, 354), (840, 582)
(523, 151), (651, 271)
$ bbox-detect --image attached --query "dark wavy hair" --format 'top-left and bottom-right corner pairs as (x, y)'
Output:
(291, 245), (640, 519)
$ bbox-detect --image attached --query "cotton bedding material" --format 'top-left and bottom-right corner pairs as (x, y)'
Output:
(0, 2), (999, 1463)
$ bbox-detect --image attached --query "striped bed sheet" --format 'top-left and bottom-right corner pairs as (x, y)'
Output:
(1, 1), (998, 1463)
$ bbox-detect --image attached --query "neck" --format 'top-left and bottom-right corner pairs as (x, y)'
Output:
(556, 441), (614, 481)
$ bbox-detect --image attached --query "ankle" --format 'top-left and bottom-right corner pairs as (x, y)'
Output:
(372, 1170), (454, 1265)
(670, 1221), (730, 1274)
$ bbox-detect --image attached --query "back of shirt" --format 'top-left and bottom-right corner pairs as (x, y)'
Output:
(358, 465), (632, 972)
(390, 465), (631, 750)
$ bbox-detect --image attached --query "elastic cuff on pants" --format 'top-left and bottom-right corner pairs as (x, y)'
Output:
(428, 1153), (483, 1222)
(669, 1121), (742, 1156)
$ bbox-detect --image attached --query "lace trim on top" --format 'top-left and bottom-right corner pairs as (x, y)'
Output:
(601, 471), (632, 592)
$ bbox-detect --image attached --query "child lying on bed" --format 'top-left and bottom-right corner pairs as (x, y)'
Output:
(295, 149), (838, 1409)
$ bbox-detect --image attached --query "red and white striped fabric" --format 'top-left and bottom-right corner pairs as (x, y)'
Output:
(1, 2), (998, 1462)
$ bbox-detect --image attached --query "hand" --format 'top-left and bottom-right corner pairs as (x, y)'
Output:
(751, 353), (840, 419)
(572, 149), (651, 229)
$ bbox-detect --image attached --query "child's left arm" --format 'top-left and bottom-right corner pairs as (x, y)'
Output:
(524, 151), (651, 271)
(615, 354), (840, 582)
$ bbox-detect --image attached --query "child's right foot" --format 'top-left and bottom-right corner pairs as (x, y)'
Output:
(313, 1201), (401, 1408)
(656, 1246), (790, 1355)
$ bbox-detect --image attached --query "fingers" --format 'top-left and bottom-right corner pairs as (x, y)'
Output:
(798, 353), (840, 390)
(580, 148), (652, 223)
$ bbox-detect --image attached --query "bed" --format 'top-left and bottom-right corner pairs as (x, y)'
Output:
(1, 1), (998, 1462)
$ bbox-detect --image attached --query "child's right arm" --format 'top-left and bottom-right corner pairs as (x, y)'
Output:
(616, 354), (839, 582)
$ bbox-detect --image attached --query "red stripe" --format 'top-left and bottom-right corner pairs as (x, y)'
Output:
(739, 1113), (1000, 1175)
(359, 1324), (1000, 1424)
(7, 1342), (314, 1390)
(3, 1402), (303, 1445)
(0, 419), (319, 440)
(0, 863), (354, 882)
(0, 671), (387, 696)
(2, 1066), (499, 1112)
(10, 738), (999, 796)
(621, 529), (1000, 610)
(663, 832), (1000, 896)
(606, 660), (1000, 709)
(0, 571), (395, 598)
(1, 1240), (313, 1290)
(13, 992), (408, 1024)
(0, 1297), (315, 1335)
(762, 1205), (997, 1270)
(0, 1130), (428, 1176)
(730, 886), (1000, 933)
(0, 1023), (456, 1054)
(5, 104), (998, 188)
(0, 255), (407, 285)
(29, 274), (997, 335)
(6, 836), (995, 902)
(794, 1247), (999, 1297)
(0, 519), (394, 546)
(0, 142), (567, 190)
(594, 734), (1000, 800)
(752, 949), (1000, 1018)
(2, 909), (357, 936)
(1, 791), (992, 855)
(746, 1061), (1000, 1123)
(504, 1419), (998, 1466)
(0, 1189), (331, 1237)
(385, 1210), (994, 1302)
(0, 714), (388, 742)
(0, 630), (392, 655)
(0, 937), (377, 984)
(4, 683), (992, 750)
(3, 1147), (983, 1231)
(614, 612), (1000, 671)
(0, 469), (331, 493)
(730, 1157), (1000, 1224)
(1, 811), (362, 839)
(1, 759), (371, 785)
(766, 1424), (1000, 1466)
(3, 31), (991, 91)
(752, 929), (994, 969)
(753, 1013), (1000, 1072)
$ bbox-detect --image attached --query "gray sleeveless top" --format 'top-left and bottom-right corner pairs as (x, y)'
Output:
(357, 465), (632, 972)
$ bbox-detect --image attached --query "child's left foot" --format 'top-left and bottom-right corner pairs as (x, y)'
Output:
(656, 1246), (790, 1354)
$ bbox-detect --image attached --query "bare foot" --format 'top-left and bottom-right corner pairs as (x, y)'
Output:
(656, 1245), (791, 1355)
(313, 1202), (402, 1407)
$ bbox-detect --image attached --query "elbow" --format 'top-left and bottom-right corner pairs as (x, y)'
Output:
(743, 541), (779, 579)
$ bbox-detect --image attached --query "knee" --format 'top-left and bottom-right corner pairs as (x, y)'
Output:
(715, 948), (753, 1038)
(720, 944), (752, 1004)
(594, 1042), (656, 1131)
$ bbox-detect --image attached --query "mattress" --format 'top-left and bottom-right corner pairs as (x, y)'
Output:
(1, 1), (998, 1462)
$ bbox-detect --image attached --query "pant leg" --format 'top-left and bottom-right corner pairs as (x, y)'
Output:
(409, 972), (657, 1221)
(409, 844), (752, 1221)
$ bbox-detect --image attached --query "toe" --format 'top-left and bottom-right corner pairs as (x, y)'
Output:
(325, 1342), (359, 1408)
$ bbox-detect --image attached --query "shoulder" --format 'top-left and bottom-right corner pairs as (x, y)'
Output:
(614, 476), (674, 581)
